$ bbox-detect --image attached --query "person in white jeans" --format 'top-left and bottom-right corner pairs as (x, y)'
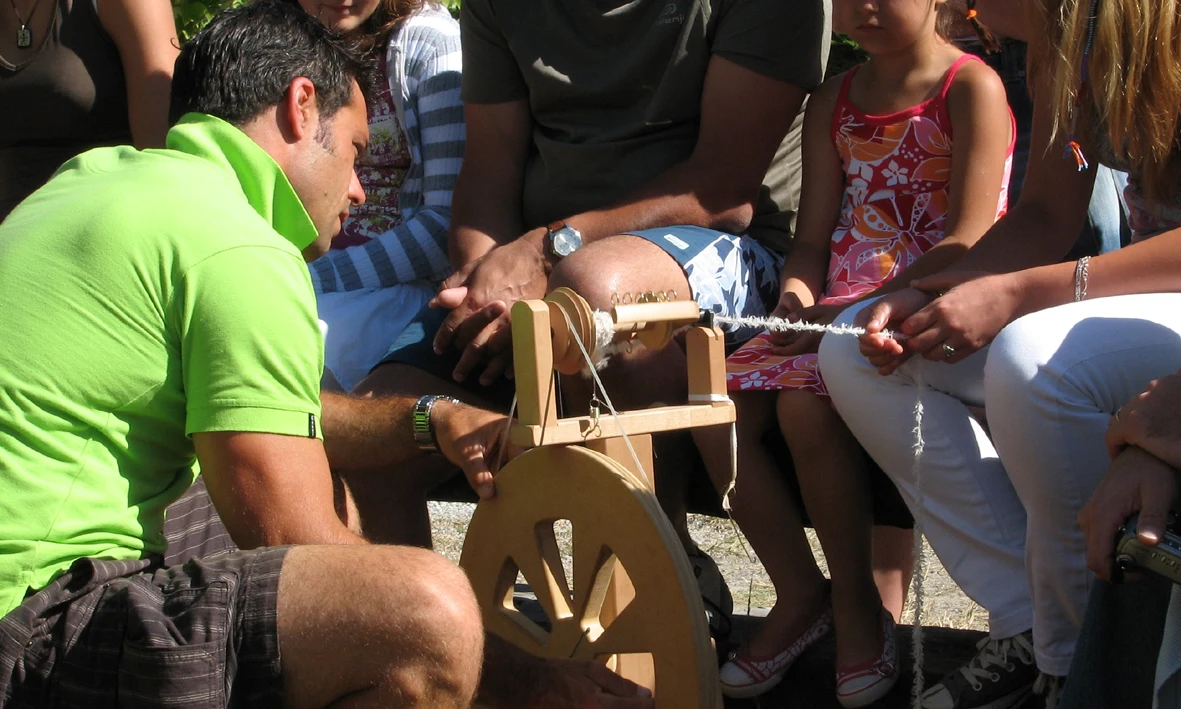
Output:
(810, 0), (1181, 705)
(821, 294), (1181, 669)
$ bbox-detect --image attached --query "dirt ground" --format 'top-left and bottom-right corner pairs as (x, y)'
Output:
(428, 501), (987, 632)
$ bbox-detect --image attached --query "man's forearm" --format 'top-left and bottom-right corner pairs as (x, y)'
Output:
(564, 160), (755, 246)
(320, 391), (421, 470)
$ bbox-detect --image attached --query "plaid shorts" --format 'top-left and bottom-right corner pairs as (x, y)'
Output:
(0, 526), (285, 707)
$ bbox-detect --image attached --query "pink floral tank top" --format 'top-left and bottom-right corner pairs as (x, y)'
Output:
(725, 54), (1015, 394)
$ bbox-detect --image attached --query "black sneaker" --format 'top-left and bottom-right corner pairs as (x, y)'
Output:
(686, 546), (733, 658)
(920, 630), (1037, 709)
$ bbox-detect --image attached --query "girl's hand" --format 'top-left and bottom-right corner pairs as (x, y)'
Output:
(854, 288), (935, 374)
(901, 271), (1022, 363)
(768, 291), (807, 347)
(770, 303), (846, 356)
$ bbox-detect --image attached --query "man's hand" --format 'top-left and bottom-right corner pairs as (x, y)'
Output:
(431, 400), (515, 499)
(1106, 371), (1181, 469)
(431, 231), (550, 383)
(521, 659), (654, 709)
(479, 649), (654, 709)
(1079, 446), (1180, 582)
(770, 301), (846, 357)
(901, 271), (1020, 362)
(854, 287), (934, 374)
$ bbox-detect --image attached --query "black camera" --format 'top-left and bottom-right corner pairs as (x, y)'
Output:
(1114, 513), (1181, 585)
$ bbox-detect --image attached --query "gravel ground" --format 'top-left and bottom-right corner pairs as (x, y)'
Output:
(429, 500), (987, 632)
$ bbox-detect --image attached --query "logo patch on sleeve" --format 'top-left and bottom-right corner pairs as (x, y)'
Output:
(308, 413), (317, 438)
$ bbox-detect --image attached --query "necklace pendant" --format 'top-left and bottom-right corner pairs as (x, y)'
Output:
(16, 25), (31, 48)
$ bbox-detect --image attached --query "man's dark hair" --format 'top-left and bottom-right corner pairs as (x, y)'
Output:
(170, 0), (373, 126)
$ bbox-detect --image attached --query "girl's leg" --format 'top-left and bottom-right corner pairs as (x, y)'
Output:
(693, 391), (828, 655)
(779, 389), (881, 667)
(873, 525), (914, 622)
(986, 294), (1181, 676)
(819, 302), (1033, 640)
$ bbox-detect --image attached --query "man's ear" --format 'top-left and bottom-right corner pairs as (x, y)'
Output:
(280, 76), (319, 143)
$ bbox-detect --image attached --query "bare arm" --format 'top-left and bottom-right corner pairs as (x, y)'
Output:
(97, 0), (179, 148)
(778, 76), (846, 310)
(449, 100), (534, 269)
(870, 58), (1014, 295)
(563, 56), (808, 243)
(948, 80), (1096, 275)
(452, 56), (807, 268)
(320, 391), (509, 499)
(194, 432), (365, 548)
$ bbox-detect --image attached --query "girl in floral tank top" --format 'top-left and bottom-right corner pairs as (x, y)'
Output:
(712, 1), (1015, 704)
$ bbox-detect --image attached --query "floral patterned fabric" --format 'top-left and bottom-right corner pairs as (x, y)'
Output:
(727, 54), (1012, 394)
(332, 57), (412, 249)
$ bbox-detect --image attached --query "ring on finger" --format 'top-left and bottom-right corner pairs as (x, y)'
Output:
(942, 343), (957, 358)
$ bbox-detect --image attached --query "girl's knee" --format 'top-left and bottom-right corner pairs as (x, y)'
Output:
(776, 389), (844, 447)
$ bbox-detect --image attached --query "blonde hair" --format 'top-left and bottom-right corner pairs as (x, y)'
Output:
(1029, 0), (1181, 201)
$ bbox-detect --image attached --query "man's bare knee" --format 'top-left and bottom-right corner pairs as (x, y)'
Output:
(378, 552), (484, 703)
(550, 235), (690, 312)
(279, 545), (483, 709)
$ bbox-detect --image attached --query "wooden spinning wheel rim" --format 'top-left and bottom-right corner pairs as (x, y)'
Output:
(459, 446), (719, 708)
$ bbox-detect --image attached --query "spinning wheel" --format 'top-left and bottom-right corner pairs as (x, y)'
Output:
(459, 446), (717, 707)
(459, 288), (733, 708)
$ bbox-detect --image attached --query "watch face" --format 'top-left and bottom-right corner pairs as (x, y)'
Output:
(551, 226), (582, 257)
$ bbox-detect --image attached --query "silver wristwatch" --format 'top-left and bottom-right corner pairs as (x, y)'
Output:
(546, 220), (583, 259)
(412, 394), (462, 452)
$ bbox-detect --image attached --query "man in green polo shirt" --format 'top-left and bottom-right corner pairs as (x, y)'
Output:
(0, 4), (652, 708)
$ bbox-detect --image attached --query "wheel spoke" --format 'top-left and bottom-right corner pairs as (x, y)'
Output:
(514, 526), (573, 624)
(586, 596), (652, 656)
(572, 533), (616, 626)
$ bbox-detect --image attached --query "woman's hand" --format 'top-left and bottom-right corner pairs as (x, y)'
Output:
(770, 302), (846, 356)
(899, 271), (1023, 363)
(1106, 372), (1181, 468)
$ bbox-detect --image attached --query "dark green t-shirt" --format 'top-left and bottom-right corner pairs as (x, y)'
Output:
(460, 0), (831, 252)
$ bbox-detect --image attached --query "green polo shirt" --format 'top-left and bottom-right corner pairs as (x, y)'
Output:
(0, 114), (324, 617)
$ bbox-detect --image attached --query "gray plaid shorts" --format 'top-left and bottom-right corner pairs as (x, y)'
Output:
(0, 524), (285, 708)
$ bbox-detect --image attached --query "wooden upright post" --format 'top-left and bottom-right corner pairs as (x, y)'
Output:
(686, 325), (728, 403)
(511, 300), (558, 428)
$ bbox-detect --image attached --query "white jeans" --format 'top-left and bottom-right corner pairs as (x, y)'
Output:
(819, 294), (1181, 675)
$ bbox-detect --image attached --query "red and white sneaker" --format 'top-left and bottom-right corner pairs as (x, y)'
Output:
(835, 607), (900, 708)
(719, 602), (834, 699)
